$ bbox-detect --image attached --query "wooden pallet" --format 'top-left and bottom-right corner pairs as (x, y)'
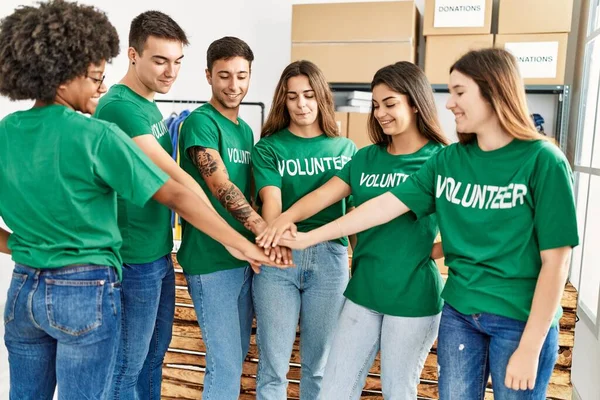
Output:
(162, 254), (577, 399)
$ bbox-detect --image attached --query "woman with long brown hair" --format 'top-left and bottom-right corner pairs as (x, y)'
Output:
(257, 61), (449, 399)
(251, 60), (356, 399)
(262, 48), (578, 400)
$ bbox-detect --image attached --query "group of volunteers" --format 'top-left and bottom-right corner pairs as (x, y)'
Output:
(0, 1), (578, 400)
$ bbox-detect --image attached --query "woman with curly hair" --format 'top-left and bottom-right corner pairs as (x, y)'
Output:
(0, 1), (280, 399)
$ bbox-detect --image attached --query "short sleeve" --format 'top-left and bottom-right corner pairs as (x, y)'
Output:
(390, 151), (438, 218)
(179, 113), (221, 158)
(95, 125), (169, 207)
(252, 140), (282, 196)
(531, 145), (579, 250)
(336, 156), (352, 185)
(94, 101), (152, 139)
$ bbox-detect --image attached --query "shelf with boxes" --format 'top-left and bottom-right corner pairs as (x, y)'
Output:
(422, 0), (573, 150)
(330, 82), (571, 152)
(292, 0), (574, 152)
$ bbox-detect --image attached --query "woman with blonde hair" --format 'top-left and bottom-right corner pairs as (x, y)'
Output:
(258, 61), (448, 399)
(263, 48), (578, 399)
(251, 60), (356, 399)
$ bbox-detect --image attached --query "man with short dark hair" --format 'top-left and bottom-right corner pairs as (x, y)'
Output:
(178, 36), (292, 398)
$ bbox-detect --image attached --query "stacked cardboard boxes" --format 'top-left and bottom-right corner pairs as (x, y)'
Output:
(423, 0), (573, 85)
(291, 1), (418, 84)
(495, 0), (573, 85)
(423, 0), (494, 84)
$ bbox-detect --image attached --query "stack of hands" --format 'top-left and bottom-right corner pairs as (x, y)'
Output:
(240, 213), (316, 273)
(255, 214), (304, 267)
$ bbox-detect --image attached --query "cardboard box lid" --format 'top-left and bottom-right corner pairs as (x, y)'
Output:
(425, 34), (494, 84)
(498, 0), (573, 34)
(495, 33), (568, 84)
(292, 1), (417, 43)
(423, 0), (493, 36)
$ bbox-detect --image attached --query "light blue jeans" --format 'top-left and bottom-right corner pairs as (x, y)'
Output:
(253, 241), (349, 400)
(320, 299), (441, 399)
(110, 254), (175, 400)
(184, 265), (254, 400)
(4, 264), (121, 400)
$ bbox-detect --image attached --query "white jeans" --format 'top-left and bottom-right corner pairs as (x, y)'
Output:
(320, 299), (441, 400)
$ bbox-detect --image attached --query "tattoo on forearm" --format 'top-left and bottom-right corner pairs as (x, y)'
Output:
(216, 182), (264, 232)
(189, 146), (219, 178)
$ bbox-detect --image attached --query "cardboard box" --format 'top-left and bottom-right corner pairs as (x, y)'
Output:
(291, 42), (415, 83)
(292, 1), (417, 42)
(423, 0), (493, 36)
(495, 33), (568, 85)
(347, 113), (372, 149)
(335, 112), (349, 137)
(498, 0), (573, 34)
(425, 34), (494, 84)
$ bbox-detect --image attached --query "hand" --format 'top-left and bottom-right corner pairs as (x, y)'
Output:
(505, 345), (540, 391)
(278, 231), (314, 250)
(241, 242), (295, 271)
(255, 213), (298, 248)
(264, 245), (294, 266)
(225, 245), (263, 273)
(431, 242), (444, 260)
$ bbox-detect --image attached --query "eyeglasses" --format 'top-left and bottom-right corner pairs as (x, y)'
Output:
(85, 72), (105, 89)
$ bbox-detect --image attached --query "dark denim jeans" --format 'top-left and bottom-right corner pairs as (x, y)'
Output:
(110, 254), (175, 400)
(438, 303), (559, 400)
(4, 264), (121, 400)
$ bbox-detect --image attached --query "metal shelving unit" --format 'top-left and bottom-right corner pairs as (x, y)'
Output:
(330, 83), (571, 152)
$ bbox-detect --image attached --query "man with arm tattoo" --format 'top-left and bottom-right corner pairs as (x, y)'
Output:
(177, 37), (292, 399)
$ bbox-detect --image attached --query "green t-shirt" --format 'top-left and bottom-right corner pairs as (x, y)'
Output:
(252, 129), (357, 246)
(390, 139), (579, 325)
(94, 84), (174, 264)
(178, 103), (255, 275)
(0, 105), (169, 279)
(337, 142), (444, 317)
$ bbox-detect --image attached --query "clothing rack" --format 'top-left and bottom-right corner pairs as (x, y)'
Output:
(155, 99), (266, 126)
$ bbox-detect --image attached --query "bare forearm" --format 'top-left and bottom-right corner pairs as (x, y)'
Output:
(519, 260), (570, 352)
(215, 181), (266, 234)
(262, 200), (283, 224)
(283, 180), (347, 223)
(308, 192), (409, 246)
(0, 228), (11, 254)
(155, 180), (252, 251)
(175, 170), (217, 212)
(189, 146), (265, 233)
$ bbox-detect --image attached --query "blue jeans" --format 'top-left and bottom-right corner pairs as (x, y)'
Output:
(184, 265), (254, 400)
(253, 241), (349, 400)
(321, 299), (441, 399)
(4, 264), (121, 400)
(110, 254), (175, 400)
(438, 303), (559, 400)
